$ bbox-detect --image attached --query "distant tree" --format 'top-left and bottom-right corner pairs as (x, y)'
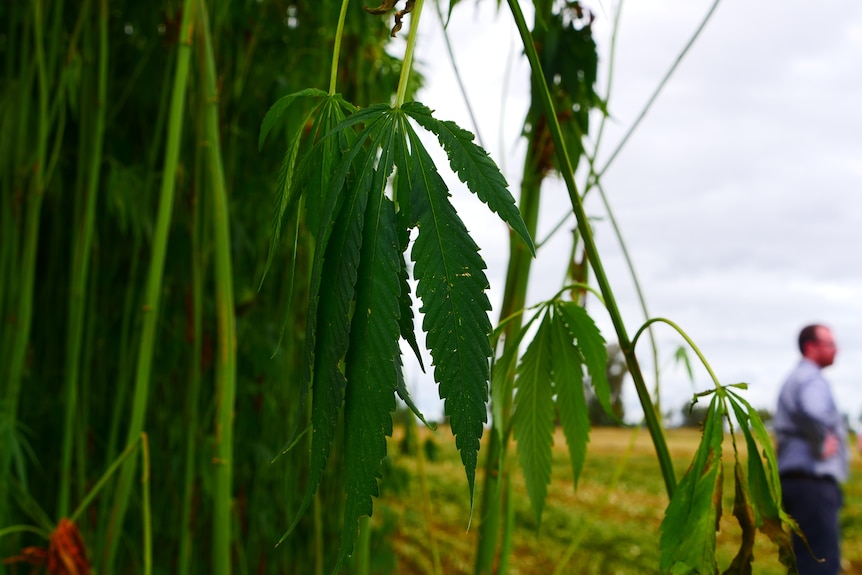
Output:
(679, 400), (710, 428)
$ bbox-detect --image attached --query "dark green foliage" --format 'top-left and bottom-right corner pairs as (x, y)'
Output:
(263, 99), (532, 565)
(0, 1), (407, 572)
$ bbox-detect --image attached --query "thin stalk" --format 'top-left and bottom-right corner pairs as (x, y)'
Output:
(2, 0), (49, 490)
(355, 516), (372, 575)
(595, 0), (721, 179)
(506, 0), (676, 498)
(593, 179), (662, 412)
(412, 416), (442, 575)
(198, 2), (238, 572)
(311, 393), (324, 575)
(474, 103), (545, 575)
(178, 108), (206, 575)
(632, 318), (724, 390)
(141, 433), (152, 575)
(71, 434), (142, 523)
(473, 0), (564, 564)
(329, 0), (351, 95)
(101, 0), (197, 569)
(58, 0), (107, 518)
(103, 29), (175, 477)
(394, 0), (425, 108)
(432, 0), (484, 148)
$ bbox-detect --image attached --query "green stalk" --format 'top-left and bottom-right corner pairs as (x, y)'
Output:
(412, 416), (442, 575)
(103, 38), (174, 478)
(2, 0), (49, 493)
(329, 0), (351, 95)
(473, 134), (543, 575)
(198, 1), (239, 572)
(178, 110), (206, 575)
(505, 0), (676, 498)
(394, 0), (424, 108)
(355, 516), (372, 575)
(58, 0), (107, 518)
(101, 0), (197, 570)
(142, 433), (152, 575)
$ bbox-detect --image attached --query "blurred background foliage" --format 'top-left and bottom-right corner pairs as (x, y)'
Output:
(0, 1), (416, 573)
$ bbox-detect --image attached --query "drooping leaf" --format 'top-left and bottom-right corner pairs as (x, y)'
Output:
(549, 307), (590, 486)
(660, 394), (724, 574)
(395, 356), (435, 430)
(303, 98), (348, 238)
(723, 461), (756, 575)
(726, 391), (798, 572)
(258, 87), (327, 150)
(403, 101), (535, 256)
(555, 301), (612, 420)
(338, 127), (402, 569)
(512, 310), (555, 525)
(260, 102), (322, 288)
(401, 120), (492, 503)
(279, 111), (390, 544)
(392, 141), (424, 371)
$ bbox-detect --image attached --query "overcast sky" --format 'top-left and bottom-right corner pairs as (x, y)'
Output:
(400, 0), (862, 426)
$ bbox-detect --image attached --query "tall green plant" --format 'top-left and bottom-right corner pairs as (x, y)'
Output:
(101, 0), (197, 570)
(58, 0), (108, 519)
(197, 1), (239, 571)
(261, 0), (534, 570)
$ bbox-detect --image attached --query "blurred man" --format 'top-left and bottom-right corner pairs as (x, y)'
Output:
(774, 324), (846, 575)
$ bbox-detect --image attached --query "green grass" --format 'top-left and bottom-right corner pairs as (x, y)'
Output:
(375, 425), (862, 575)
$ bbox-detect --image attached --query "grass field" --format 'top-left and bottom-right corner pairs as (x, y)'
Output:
(370, 425), (862, 575)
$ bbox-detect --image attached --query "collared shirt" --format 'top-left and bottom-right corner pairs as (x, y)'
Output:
(774, 358), (848, 483)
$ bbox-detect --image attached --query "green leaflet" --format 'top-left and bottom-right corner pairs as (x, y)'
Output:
(555, 301), (612, 421)
(660, 394), (724, 574)
(402, 120), (492, 503)
(512, 310), (555, 525)
(258, 87), (327, 150)
(402, 101), (535, 256)
(393, 135), (424, 371)
(549, 306), (589, 487)
(339, 130), (401, 568)
(510, 300), (601, 526)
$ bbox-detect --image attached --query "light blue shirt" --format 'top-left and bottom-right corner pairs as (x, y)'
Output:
(774, 358), (848, 482)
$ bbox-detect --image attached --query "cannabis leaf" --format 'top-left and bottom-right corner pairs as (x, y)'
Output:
(660, 393), (724, 574)
(262, 98), (533, 567)
(513, 311), (555, 524)
(512, 299), (606, 525)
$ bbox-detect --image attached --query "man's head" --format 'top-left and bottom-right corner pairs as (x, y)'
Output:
(798, 324), (837, 368)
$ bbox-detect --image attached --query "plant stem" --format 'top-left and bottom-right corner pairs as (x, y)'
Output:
(178, 123), (205, 575)
(142, 433), (152, 575)
(432, 0), (484, 148)
(2, 0), (49, 495)
(395, 0), (424, 108)
(329, 0), (351, 96)
(198, 1), (239, 572)
(102, 0), (196, 570)
(474, 132), (544, 575)
(58, 0), (107, 518)
(596, 0), (722, 179)
(505, 0), (676, 499)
